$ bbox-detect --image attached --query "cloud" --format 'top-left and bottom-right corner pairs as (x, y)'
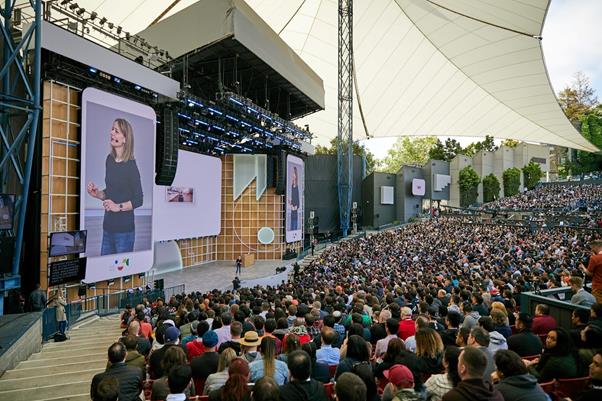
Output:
(542, 0), (602, 96)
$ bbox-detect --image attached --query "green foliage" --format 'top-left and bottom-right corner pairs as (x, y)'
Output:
(500, 139), (520, 148)
(463, 135), (498, 157)
(482, 174), (501, 203)
(314, 137), (379, 174)
(574, 107), (602, 173)
(503, 167), (521, 197)
(459, 166), (480, 207)
(558, 72), (598, 123)
(522, 162), (543, 190)
(380, 136), (438, 173)
(428, 138), (464, 161)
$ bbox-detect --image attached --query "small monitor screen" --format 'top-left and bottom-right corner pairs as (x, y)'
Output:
(0, 194), (15, 230)
(49, 230), (87, 257)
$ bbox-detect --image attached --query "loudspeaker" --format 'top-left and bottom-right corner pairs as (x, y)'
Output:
(155, 107), (179, 186)
(275, 149), (286, 195)
(154, 278), (164, 290)
(0, 237), (15, 274)
(267, 155), (277, 188)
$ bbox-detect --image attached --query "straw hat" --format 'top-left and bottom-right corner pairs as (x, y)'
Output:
(240, 330), (261, 346)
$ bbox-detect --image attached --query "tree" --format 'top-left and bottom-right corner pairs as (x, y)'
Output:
(380, 136), (438, 173)
(459, 166), (480, 207)
(482, 174), (501, 203)
(522, 162), (543, 190)
(558, 72), (598, 123)
(428, 138), (464, 161)
(500, 139), (520, 148)
(464, 135), (498, 157)
(574, 106), (602, 173)
(314, 137), (379, 173)
(503, 167), (521, 197)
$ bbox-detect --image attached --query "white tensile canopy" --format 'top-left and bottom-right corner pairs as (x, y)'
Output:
(48, 0), (597, 151)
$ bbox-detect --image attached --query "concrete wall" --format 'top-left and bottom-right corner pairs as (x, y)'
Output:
(397, 166), (424, 222)
(494, 146), (516, 196)
(0, 313), (42, 376)
(513, 143), (551, 190)
(424, 159), (451, 201)
(473, 151), (495, 203)
(361, 172), (397, 227)
(449, 155), (472, 207)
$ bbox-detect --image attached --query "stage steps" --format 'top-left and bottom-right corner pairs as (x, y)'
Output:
(0, 314), (122, 401)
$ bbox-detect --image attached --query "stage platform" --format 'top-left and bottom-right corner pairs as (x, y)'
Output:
(154, 260), (293, 294)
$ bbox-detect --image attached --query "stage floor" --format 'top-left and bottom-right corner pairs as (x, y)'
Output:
(154, 259), (291, 294)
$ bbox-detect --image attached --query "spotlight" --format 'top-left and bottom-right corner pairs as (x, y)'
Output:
(76, 7), (85, 16)
(89, 12), (97, 21)
(108, 22), (114, 29)
(117, 26), (122, 34)
(99, 17), (106, 25)
(125, 32), (130, 40)
(69, 3), (78, 10)
(60, 0), (71, 5)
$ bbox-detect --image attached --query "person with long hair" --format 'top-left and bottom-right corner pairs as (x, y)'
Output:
(209, 358), (251, 401)
(87, 118), (143, 255)
(335, 335), (370, 380)
(204, 348), (237, 394)
(278, 333), (301, 363)
(151, 346), (191, 401)
(524, 327), (579, 382)
(415, 327), (445, 374)
(249, 337), (289, 385)
(425, 346), (462, 401)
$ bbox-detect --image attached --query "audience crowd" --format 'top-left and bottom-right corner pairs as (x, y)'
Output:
(90, 184), (602, 401)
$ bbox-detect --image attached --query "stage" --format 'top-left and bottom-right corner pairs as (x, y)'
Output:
(153, 260), (293, 294)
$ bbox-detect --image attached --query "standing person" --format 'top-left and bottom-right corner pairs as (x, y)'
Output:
(582, 240), (602, 304)
(236, 256), (242, 275)
(289, 166), (300, 231)
(311, 240), (315, 256)
(48, 289), (67, 337)
(29, 284), (47, 312)
(87, 118), (143, 256)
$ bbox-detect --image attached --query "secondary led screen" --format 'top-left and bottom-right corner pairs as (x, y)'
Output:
(286, 155), (304, 243)
(80, 88), (155, 282)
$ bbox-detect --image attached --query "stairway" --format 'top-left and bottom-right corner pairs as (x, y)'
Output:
(298, 245), (331, 273)
(0, 314), (122, 401)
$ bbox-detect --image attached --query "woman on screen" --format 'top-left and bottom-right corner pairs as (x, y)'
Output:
(87, 118), (143, 255)
(290, 166), (300, 231)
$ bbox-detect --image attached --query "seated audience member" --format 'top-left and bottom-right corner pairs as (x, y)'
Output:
(383, 364), (420, 401)
(371, 309), (392, 346)
(335, 372), (367, 401)
(478, 316), (508, 354)
(531, 304), (557, 336)
(218, 320), (243, 355)
(278, 333), (301, 363)
(490, 309), (512, 340)
(467, 327), (496, 382)
(90, 342), (144, 401)
(507, 313), (543, 357)
(524, 327), (578, 382)
(316, 326), (340, 365)
(240, 330), (262, 363)
(279, 350), (329, 401)
(251, 376), (280, 401)
(376, 318), (400, 358)
(375, 337), (426, 393)
(204, 348), (237, 394)
(570, 276), (597, 307)
(398, 307), (416, 340)
(571, 351), (602, 401)
(335, 335), (370, 379)
(302, 341), (330, 383)
(191, 330), (220, 385)
(350, 360), (379, 401)
(149, 325), (180, 379)
(151, 346), (191, 401)
(461, 303), (480, 330)
(186, 320), (210, 361)
(415, 327), (444, 374)
(208, 358), (251, 401)
(456, 326), (471, 348)
(119, 335), (146, 377)
(570, 308), (590, 348)
(263, 318), (283, 354)
(425, 346), (461, 401)
(442, 347), (504, 401)
(249, 336), (289, 385)
(492, 350), (547, 401)
(441, 311), (463, 347)
(93, 377), (119, 401)
(404, 316), (428, 353)
(166, 365), (193, 401)
(121, 320), (151, 357)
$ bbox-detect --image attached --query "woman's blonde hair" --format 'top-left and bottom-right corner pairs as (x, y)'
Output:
(260, 337), (276, 378)
(111, 118), (135, 161)
(217, 347), (237, 372)
(490, 302), (508, 316)
(415, 327), (444, 359)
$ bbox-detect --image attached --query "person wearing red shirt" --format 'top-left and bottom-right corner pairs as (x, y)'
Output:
(397, 307), (416, 340)
(582, 240), (602, 304)
(531, 304), (557, 336)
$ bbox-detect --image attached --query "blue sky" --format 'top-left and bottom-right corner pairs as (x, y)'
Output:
(365, 0), (602, 160)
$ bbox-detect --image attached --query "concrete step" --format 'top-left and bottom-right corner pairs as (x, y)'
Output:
(17, 352), (106, 369)
(32, 346), (109, 359)
(33, 394), (90, 401)
(43, 336), (120, 348)
(0, 368), (100, 391)
(4, 360), (106, 379)
(0, 380), (90, 401)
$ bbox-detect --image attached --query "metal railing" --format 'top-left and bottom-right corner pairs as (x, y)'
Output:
(42, 284), (185, 340)
(520, 287), (591, 330)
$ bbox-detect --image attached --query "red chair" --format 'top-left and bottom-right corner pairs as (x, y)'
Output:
(328, 365), (338, 379)
(143, 380), (154, 401)
(193, 378), (206, 398)
(324, 382), (335, 400)
(555, 376), (591, 399)
(539, 380), (556, 395)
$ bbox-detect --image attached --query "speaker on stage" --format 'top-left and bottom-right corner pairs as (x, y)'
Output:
(155, 107), (179, 186)
(275, 149), (286, 195)
(154, 279), (164, 290)
(267, 155), (276, 188)
(0, 237), (15, 274)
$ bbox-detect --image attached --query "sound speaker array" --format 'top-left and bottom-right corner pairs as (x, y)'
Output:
(275, 149), (286, 195)
(155, 107), (179, 186)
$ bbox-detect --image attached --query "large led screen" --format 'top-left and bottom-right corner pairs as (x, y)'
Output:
(80, 88), (155, 282)
(286, 155), (304, 243)
(153, 150), (221, 241)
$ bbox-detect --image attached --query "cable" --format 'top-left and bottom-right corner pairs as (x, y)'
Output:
(353, 56), (371, 139)
(148, 0), (181, 28)
(278, 0), (306, 35)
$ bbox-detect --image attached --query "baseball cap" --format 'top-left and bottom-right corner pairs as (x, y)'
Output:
(384, 364), (414, 388)
(202, 330), (218, 348)
(165, 326), (180, 343)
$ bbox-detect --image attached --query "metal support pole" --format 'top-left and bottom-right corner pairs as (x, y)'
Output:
(337, 0), (353, 237)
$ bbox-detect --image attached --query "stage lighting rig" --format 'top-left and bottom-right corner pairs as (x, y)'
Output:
(76, 8), (85, 16)
(89, 12), (97, 21)
(68, 3), (78, 10)
(60, 0), (72, 5)
(99, 17), (107, 25)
